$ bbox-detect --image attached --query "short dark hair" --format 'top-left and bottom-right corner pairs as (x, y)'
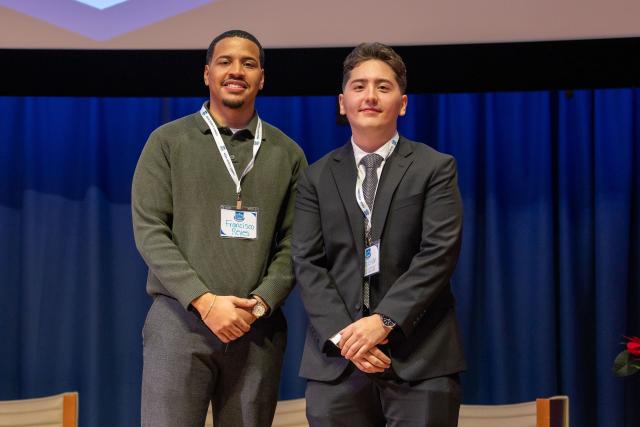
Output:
(342, 42), (407, 93)
(206, 30), (265, 67)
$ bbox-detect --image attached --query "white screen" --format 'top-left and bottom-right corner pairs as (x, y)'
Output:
(1, 0), (639, 49)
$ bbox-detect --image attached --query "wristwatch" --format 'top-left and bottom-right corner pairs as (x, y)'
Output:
(251, 298), (268, 318)
(379, 314), (397, 329)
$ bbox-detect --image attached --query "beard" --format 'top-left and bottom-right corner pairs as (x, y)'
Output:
(222, 98), (244, 109)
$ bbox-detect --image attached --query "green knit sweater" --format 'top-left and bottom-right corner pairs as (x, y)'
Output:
(132, 108), (307, 311)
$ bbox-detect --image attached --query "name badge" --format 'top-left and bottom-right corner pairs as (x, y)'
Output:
(364, 240), (380, 277)
(220, 206), (258, 239)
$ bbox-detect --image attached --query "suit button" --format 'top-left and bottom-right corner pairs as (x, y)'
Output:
(355, 303), (361, 311)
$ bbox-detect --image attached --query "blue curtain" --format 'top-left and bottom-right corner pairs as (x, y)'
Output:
(1, 91), (638, 427)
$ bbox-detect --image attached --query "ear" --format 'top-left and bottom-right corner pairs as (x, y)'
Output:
(399, 94), (408, 116)
(338, 93), (346, 115)
(259, 69), (265, 90)
(204, 64), (210, 87)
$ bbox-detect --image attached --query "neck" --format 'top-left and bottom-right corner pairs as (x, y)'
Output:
(351, 127), (396, 153)
(208, 98), (254, 129)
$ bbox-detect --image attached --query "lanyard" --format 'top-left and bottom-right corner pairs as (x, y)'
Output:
(200, 104), (263, 209)
(354, 136), (398, 238)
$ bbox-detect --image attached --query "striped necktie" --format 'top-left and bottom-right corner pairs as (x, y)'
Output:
(359, 153), (383, 309)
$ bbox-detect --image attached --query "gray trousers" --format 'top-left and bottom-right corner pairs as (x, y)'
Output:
(141, 295), (287, 427)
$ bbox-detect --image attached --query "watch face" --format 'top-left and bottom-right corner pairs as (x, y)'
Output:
(252, 304), (266, 317)
(382, 316), (396, 328)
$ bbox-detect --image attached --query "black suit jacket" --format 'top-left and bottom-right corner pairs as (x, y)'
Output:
(293, 136), (466, 382)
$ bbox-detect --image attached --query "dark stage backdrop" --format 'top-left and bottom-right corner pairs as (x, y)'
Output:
(1, 91), (639, 427)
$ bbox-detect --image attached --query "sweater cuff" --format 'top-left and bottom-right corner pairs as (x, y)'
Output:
(251, 278), (286, 316)
(174, 282), (211, 310)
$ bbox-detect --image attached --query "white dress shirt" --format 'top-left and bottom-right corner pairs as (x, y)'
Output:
(351, 132), (399, 210)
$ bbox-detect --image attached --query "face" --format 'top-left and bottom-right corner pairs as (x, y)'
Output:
(339, 59), (407, 136)
(204, 37), (264, 110)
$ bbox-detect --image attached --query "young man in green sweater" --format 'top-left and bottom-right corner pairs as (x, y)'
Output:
(132, 30), (307, 427)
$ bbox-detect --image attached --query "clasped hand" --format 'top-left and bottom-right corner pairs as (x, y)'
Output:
(337, 315), (392, 374)
(192, 293), (257, 343)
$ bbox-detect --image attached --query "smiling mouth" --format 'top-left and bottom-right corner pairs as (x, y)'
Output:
(223, 80), (248, 90)
(360, 108), (382, 113)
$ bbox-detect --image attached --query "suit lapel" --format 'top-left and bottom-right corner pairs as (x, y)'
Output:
(330, 143), (365, 264)
(371, 137), (414, 240)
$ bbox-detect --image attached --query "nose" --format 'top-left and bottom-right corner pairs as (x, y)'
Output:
(364, 85), (378, 104)
(228, 60), (244, 77)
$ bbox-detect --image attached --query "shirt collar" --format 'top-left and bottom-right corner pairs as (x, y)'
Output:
(198, 101), (259, 138)
(351, 132), (399, 166)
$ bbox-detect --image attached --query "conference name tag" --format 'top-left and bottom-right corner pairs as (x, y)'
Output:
(220, 206), (258, 239)
(364, 240), (380, 277)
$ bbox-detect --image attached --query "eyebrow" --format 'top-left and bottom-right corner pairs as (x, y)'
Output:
(215, 54), (259, 62)
(349, 78), (394, 86)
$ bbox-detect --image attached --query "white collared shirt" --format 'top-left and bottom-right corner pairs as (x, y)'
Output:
(351, 132), (399, 199)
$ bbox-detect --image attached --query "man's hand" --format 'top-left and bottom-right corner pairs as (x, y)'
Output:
(339, 315), (391, 360)
(236, 306), (257, 326)
(191, 293), (257, 343)
(350, 346), (391, 374)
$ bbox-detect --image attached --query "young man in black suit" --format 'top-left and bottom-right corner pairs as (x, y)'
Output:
(293, 42), (466, 427)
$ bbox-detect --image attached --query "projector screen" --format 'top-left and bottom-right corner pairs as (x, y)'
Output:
(1, 0), (639, 49)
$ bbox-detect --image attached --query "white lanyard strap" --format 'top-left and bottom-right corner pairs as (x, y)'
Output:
(200, 104), (263, 207)
(355, 136), (398, 233)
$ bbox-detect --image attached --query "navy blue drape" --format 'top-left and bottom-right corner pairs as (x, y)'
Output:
(1, 91), (638, 427)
